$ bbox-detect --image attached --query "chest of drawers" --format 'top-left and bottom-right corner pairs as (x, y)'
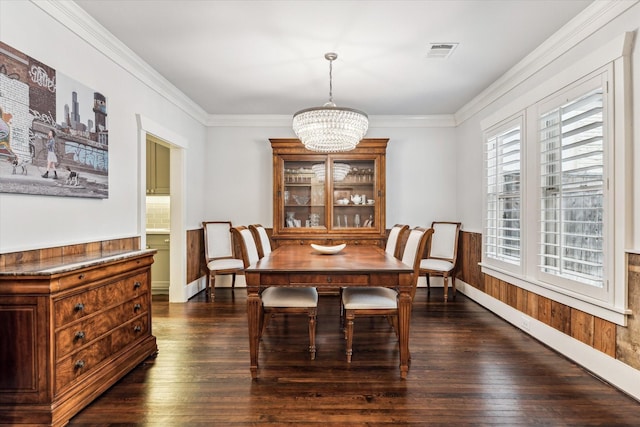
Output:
(0, 250), (158, 426)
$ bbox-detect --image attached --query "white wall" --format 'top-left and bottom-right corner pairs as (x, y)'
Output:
(206, 124), (458, 229)
(0, 1), (207, 253)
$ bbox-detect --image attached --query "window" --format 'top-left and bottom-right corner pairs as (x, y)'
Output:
(539, 85), (605, 292)
(480, 33), (631, 324)
(484, 118), (522, 271)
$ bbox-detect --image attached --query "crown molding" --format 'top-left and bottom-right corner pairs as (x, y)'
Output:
(31, 1), (636, 129)
(206, 114), (456, 128)
(454, 0), (639, 125)
(31, 0), (209, 124)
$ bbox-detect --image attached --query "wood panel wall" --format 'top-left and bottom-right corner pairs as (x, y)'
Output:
(457, 230), (640, 369)
(186, 228), (207, 284)
(0, 237), (140, 268)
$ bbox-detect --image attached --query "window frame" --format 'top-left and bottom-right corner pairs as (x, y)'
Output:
(534, 71), (612, 302)
(482, 115), (525, 276)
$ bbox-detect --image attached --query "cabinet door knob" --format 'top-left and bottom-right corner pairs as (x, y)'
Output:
(74, 331), (86, 340)
(133, 325), (142, 332)
(74, 360), (86, 369)
(134, 281), (142, 289)
(74, 303), (85, 312)
(134, 303), (142, 311)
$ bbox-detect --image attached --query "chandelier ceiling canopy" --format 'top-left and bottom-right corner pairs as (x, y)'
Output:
(292, 53), (368, 153)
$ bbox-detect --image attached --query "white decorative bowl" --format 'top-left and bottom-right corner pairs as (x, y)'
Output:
(311, 243), (346, 255)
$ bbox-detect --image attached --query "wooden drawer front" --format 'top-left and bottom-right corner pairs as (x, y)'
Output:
(55, 314), (149, 394)
(109, 313), (150, 356)
(289, 274), (370, 286)
(57, 257), (150, 290)
(275, 239), (329, 246)
(54, 272), (148, 327)
(260, 274), (290, 285)
(56, 294), (149, 359)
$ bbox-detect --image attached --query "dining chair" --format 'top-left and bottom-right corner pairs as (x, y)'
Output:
(339, 223), (409, 325)
(385, 224), (410, 259)
(419, 221), (461, 302)
(341, 226), (432, 363)
(249, 224), (272, 258)
(232, 226), (319, 360)
(202, 221), (245, 302)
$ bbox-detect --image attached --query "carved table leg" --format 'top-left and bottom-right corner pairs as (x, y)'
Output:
(245, 273), (262, 379)
(397, 290), (412, 379)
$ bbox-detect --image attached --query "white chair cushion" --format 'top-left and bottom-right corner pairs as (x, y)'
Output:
(262, 287), (318, 308)
(239, 228), (260, 265)
(207, 258), (244, 271)
(385, 226), (403, 256)
(420, 258), (454, 273)
(430, 223), (458, 259)
(256, 227), (272, 256)
(342, 287), (398, 310)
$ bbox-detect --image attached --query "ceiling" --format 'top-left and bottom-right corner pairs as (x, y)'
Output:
(74, 0), (593, 117)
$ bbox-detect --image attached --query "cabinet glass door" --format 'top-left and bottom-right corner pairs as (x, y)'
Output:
(283, 160), (326, 230)
(331, 159), (376, 229)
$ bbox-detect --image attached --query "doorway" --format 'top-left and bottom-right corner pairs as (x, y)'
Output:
(138, 114), (188, 303)
(145, 134), (171, 295)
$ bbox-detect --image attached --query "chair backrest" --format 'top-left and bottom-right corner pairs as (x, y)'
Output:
(400, 227), (433, 299)
(385, 224), (409, 259)
(232, 226), (260, 268)
(428, 221), (461, 262)
(249, 224), (272, 259)
(202, 221), (235, 261)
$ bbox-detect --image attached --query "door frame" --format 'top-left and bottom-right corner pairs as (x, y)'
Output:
(137, 114), (188, 302)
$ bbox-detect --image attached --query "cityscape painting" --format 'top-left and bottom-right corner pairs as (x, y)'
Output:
(0, 41), (109, 198)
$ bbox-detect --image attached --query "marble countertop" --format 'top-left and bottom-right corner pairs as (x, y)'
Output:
(0, 249), (156, 276)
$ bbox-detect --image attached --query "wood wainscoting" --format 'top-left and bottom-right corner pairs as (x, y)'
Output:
(456, 230), (640, 370)
(0, 236), (140, 267)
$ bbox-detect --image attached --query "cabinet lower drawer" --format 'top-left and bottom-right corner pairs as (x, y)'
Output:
(54, 271), (149, 327)
(55, 314), (149, 394)
(56, 293), (149, 359)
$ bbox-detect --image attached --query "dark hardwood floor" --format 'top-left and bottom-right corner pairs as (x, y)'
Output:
(69, 287), (640, 426)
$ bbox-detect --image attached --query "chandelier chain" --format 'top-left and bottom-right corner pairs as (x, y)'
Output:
(328, 56), (333, 104)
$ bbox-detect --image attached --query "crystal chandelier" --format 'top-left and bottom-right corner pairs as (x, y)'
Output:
(293, 53), (368, 153)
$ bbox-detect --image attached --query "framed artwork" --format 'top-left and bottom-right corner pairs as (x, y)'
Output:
(0, 41), (109, 198)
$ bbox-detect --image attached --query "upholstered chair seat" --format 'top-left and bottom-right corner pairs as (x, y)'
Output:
(262, 287), (318, 307)
(419, 258), (454, 272)
(207, 258), (244, 271)
(342, 287), (397, 310)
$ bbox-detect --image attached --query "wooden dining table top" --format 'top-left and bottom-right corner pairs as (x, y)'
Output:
(245, 244), (412, 273)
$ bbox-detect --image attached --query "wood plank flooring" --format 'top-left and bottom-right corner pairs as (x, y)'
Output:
(68, 288), (640, 426)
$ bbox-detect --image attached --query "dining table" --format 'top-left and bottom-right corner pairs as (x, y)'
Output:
(244, 244), (415, 379)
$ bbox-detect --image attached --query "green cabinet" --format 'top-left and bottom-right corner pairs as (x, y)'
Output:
(146, 138), (170, 195)
(147, 233), (170, 294)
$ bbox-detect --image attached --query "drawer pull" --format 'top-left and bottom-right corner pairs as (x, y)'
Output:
(78, 273), (85, 280)
(74, 303), (85, 312)
(327, 277), (333, 283)
(134, 281), (142, 289)
(74, 360), (86, 369)
(133, 325), (142, 332)
(134, 303), (142, 311)
(74, 331), (86, 340)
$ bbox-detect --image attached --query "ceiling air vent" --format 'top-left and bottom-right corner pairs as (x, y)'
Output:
(427, 43), (458, 59)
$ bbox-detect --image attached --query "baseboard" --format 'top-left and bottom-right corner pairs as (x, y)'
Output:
(458, 280), (640, 402)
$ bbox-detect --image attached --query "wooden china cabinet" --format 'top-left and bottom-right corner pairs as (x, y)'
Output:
(270, 138), (388, 248)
